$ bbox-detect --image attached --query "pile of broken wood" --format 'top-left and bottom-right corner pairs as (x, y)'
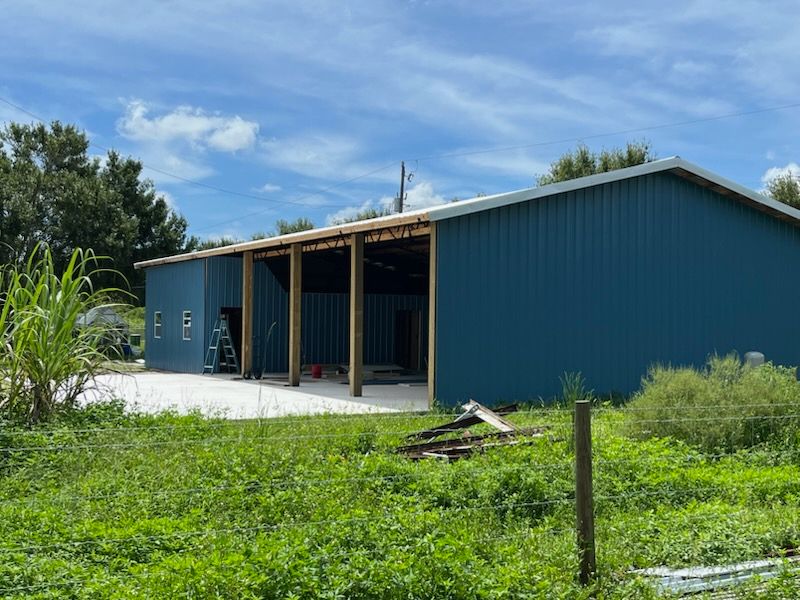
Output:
(397, 400), (550, 460)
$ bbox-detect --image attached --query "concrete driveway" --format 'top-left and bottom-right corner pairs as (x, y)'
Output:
(84, 372), (429, 419)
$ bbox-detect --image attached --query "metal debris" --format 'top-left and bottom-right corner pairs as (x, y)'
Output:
(397, 400), (549, 460)
(634, 555), (800, 597)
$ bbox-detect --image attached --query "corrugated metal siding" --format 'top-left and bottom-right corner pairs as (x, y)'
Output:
(204, 256), (243, 354)
(435, 171), (800, 405)
(252, 261), (428, 373)
(144, 260), (206, 372)
(364, 294), (428, 364)
(253, 261), (288, 373)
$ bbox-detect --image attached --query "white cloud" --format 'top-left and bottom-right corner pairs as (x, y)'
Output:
(460, 150), (551, 180)
(140, 150), (215, 183)
(256, 183), (282, 193)
(761, 162), (800, 186)
(402, 181), (447, 210)
(260, 134), (395, 183)
(325, 181), (445, 225)
(326, 199), (378, 226)
(117, 100), (258, 152)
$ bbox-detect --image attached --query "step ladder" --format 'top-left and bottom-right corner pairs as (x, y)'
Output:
(203, 316), (240, 374)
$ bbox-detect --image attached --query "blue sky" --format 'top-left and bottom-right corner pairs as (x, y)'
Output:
(2, 0), (799, 242)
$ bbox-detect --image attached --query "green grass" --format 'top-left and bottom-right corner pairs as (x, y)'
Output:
(1, 404), (800, 598)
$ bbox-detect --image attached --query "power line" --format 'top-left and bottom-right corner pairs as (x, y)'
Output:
(407, 101), (800, 163)
(5, 94), (800, 235)
(0, 95), (394, 212)
(189, 162), (398, 233)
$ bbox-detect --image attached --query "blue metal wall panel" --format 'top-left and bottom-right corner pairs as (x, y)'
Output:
(435, 171), (800, 406)
(252, 261), (427, 373)
(204, 256), (243, 355)
(252, 261), (288, 373)
(144, 260), (206, 372)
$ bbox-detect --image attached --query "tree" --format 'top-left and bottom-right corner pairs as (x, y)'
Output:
(331, 206), (390, 225)
(275, 217), (315, 234)
(190, 218), (317, 251)
(765, 173), (800, 209)
(536, 141), (656, 186)
(0, 121), (191, 301)
(191, 236), (243, 251)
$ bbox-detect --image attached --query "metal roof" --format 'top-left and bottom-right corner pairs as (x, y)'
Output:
(135, 157), (799, 269)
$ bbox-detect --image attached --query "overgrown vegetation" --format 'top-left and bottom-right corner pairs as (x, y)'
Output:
(625, 355), (800, 452)
(536, 141), (655, 186)
(4, 347), (800, 596)
(2, 401), (800, 598)
(0, 245), (125, 424)
(765, 171), (800, 209)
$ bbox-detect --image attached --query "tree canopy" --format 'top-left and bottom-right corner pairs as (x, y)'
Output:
(330, 206), (391, 225)
(536, 141), (656, 186)
(191, 217), (317, 250)
(275, 217), (315, 235)
(765, 173), (800, 209)
(0, 121), (190, 300)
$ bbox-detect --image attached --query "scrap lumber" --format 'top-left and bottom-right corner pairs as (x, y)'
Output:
(405, 403), (518, 441)
(398, 400), (550, 460)
(397, 426), (550, 460)
(460, 399), (517, 432)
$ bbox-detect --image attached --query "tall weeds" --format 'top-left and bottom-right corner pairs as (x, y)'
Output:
(625, 355), (800, 451)
(0, 245), (124, 424)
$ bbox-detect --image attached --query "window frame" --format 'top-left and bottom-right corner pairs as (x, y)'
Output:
(153, 311), (162, 339)
(182, 310), (192, 341)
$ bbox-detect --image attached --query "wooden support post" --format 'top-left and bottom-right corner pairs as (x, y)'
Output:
(241, 250), (254, 376)
(288, 243), (302, 386)
(427, 224), (437, 407)
(574, 400), (596, 585)
(349, 232), (364, 397)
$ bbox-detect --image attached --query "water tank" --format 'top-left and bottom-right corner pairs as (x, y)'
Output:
(744, 351), (765, 367)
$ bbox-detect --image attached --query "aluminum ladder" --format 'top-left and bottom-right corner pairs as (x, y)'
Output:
(203, 316), (240, 374)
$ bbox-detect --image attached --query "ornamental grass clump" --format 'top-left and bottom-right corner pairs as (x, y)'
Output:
(625, 355), (800, 452)
(0, 245), (124, 424)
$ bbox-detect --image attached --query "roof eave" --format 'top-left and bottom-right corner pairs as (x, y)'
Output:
(134, 209), (431, 269)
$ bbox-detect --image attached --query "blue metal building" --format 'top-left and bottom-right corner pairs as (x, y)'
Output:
(137, 158), (800, 406)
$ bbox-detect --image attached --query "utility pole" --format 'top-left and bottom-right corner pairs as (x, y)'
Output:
(394, 161), (406, 213)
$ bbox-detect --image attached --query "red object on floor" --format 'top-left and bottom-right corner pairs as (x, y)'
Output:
(311, 364), (322, 379)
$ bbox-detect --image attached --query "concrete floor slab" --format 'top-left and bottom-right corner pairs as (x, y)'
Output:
(84, 372), (429, 419)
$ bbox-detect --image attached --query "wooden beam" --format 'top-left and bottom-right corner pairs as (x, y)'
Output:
(241, 250), (254, 376)
(574, 400), (596, 585)
(427, 223), (437, 407)
(252, 223), (431, 260)
(288, 243), (302, 386)
(349, 232), (364, 397)
(135, 213), (431, 269)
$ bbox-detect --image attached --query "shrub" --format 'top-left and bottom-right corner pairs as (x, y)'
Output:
(625, 355), (800, 452)
(0, 245), (125, 424)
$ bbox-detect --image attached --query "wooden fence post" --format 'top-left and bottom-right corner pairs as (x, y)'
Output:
(574, 400), (596, 585)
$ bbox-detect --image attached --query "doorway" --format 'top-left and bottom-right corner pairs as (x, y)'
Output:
(395, 309), (423, 371)
(220, 306), (242, 370)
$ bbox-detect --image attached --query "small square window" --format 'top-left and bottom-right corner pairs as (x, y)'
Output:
(182, 311), (192, 341)
(153, 311), (162, 339)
